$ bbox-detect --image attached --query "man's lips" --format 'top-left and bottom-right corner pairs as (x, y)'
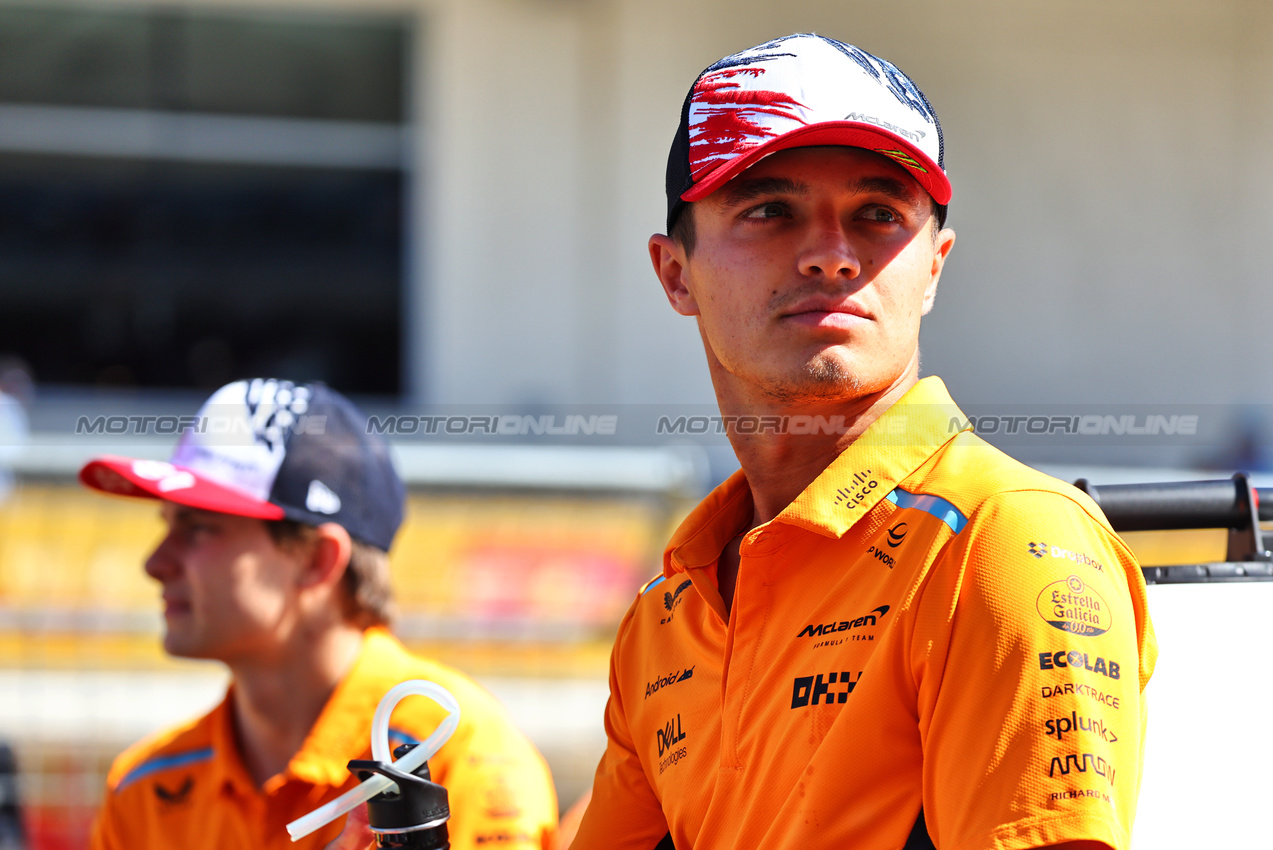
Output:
(162, 595), (191, 616)
(781, 298), (871, 329)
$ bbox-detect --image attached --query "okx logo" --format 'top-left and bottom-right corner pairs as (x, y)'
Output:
(790, 671), (863, 708)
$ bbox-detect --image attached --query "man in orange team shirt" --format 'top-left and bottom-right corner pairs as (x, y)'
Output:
(571, 34), (1156, 850)
(81, 378), (557, 849)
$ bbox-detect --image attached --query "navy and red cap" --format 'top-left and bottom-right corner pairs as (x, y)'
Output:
(79, 378), (405, 552)
(665, 33), (950, 232)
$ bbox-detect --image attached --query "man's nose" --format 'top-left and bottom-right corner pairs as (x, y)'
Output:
(144, 536), (180, 581)
(797, 219), (860, 281)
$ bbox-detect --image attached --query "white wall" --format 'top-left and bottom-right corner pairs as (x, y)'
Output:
(405, 0), (1273, 418)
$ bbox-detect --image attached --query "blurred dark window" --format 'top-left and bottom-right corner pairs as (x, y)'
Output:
(0, 5), (408, 394)
(0, 6), (404, 120)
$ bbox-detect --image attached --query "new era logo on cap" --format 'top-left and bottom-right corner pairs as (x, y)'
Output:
(306, 479), (342, 515)
(80, 378), (405, 551)
(666, 33), (950, 231)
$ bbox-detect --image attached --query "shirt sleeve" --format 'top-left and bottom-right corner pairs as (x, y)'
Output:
(88, 797), (123, 850)
(569, 605), (671, 850)
(89, 757), (141, 850)
(431, 696), (559, 850)
(912, 488), (1156, 850)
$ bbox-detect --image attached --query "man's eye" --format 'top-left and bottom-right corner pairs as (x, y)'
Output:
(742, 202), (789, 220)
(859, 206), (899, 223)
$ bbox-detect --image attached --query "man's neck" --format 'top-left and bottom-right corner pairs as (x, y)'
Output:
(709, 370), (919, 618)
(227, 624), (366, 788)
(720, 377), (918, 528)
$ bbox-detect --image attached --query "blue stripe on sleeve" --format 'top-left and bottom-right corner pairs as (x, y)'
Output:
(641, 575), (668, 595)
(116, 747), (214, 792)
(388, 727), (421, 746)
(885, 488), (967, 534)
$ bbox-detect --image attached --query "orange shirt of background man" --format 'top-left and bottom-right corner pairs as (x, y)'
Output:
(91, 628), (558, 850)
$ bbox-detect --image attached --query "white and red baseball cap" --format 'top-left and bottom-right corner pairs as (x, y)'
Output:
(79, 378), (405, 551)
(665, 33), (950, 231)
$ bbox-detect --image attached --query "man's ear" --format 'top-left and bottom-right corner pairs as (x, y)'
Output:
(649, 234), (700, 317)
(921, 227), (955, 316)
(299, 523), (353, 590)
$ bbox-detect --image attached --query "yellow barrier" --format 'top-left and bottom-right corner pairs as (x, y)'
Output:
(0, 484), (682, 674)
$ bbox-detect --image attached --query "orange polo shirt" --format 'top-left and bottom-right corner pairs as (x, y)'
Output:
(573, 377), (1156, 850)
(90, 628), (557, 850)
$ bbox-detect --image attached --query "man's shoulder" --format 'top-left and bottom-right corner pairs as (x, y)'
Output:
(623, 570), (694, 623)
(104, 704), (221, 795)
(914, 430), (1105, 524)
(375, 643), (521, 740)
(380, 642), (556, 804)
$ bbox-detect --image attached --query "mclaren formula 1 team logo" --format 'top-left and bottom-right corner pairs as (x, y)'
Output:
(796, 604), (890, 644)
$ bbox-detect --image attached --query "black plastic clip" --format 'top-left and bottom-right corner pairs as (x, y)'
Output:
(1225, 472), (1272, 562)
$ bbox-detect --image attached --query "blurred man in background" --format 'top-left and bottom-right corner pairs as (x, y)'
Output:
(80, 378), (557, 850)
(571, 34), (1155, 850)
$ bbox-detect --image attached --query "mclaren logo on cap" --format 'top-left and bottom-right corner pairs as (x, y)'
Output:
(306, 480), (342, 515)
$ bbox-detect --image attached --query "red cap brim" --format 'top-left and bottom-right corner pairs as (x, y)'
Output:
(682, 121), (951, 206)
(78, 455), (285, 520)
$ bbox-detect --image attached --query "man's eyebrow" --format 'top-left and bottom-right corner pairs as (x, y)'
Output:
(847, 175), (923, 206)
(718, 176), (809, 207)
(168, 505), (210, 523)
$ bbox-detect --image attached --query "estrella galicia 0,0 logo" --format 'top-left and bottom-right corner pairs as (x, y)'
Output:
(1036, 575), (1111, 637)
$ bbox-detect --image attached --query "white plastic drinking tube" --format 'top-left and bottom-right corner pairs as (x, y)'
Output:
(286, 680), (460, 842)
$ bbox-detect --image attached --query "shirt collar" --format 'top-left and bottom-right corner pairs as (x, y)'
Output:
(204, 629), (421, 796)
(282, 627), (417, 789)
(206, 693), (258, 798)
(780, 376), (967, 537)
(665, 376), (969, 575)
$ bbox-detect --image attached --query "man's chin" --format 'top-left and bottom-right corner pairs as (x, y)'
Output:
(161, 632), (214, 660)
(758, 359), (867, 404)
